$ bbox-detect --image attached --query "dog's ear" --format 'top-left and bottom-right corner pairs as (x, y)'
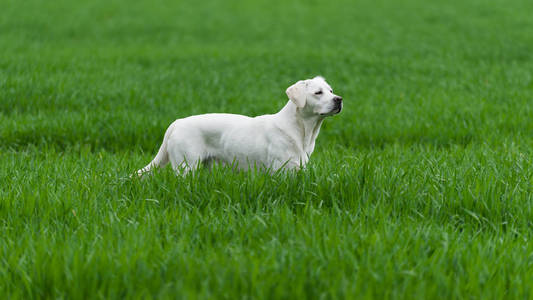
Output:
(286, 80), (307, 108)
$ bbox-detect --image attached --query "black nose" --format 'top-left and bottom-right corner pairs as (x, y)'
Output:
(334, 96), (343, 104)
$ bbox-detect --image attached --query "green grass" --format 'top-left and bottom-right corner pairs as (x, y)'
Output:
(1, 0), (533, 298)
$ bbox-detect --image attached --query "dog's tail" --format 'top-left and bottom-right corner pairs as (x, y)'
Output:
(135, 131), (170, 177)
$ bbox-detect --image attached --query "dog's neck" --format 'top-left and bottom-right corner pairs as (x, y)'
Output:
(276, 101), (325, 157)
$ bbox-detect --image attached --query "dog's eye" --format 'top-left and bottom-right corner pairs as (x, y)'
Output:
(330, 90), (333, 93)
(315, 90), (323, 95)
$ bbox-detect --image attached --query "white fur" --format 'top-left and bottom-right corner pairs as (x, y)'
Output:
(136, 76), (342, 175)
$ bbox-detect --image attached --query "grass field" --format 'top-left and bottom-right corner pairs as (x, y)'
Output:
(1, 0), (533, 298)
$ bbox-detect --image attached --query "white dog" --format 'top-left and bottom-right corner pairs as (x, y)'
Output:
(136, 76), (342, 175)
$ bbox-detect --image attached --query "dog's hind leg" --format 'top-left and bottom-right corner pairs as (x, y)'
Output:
(166, 133), (206, 175)
(167, 145), (204, 175)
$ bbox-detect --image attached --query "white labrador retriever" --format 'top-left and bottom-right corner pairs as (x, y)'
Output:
(136, 76), (342, 175)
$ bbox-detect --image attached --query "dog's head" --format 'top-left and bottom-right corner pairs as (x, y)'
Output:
(286, 76), (342, 116)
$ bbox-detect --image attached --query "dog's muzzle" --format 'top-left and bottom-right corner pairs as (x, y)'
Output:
(332, 96), (343, 114)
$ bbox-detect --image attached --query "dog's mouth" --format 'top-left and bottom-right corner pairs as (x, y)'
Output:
(319, 107), (342, 116)
(331, 104), (342, 114)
